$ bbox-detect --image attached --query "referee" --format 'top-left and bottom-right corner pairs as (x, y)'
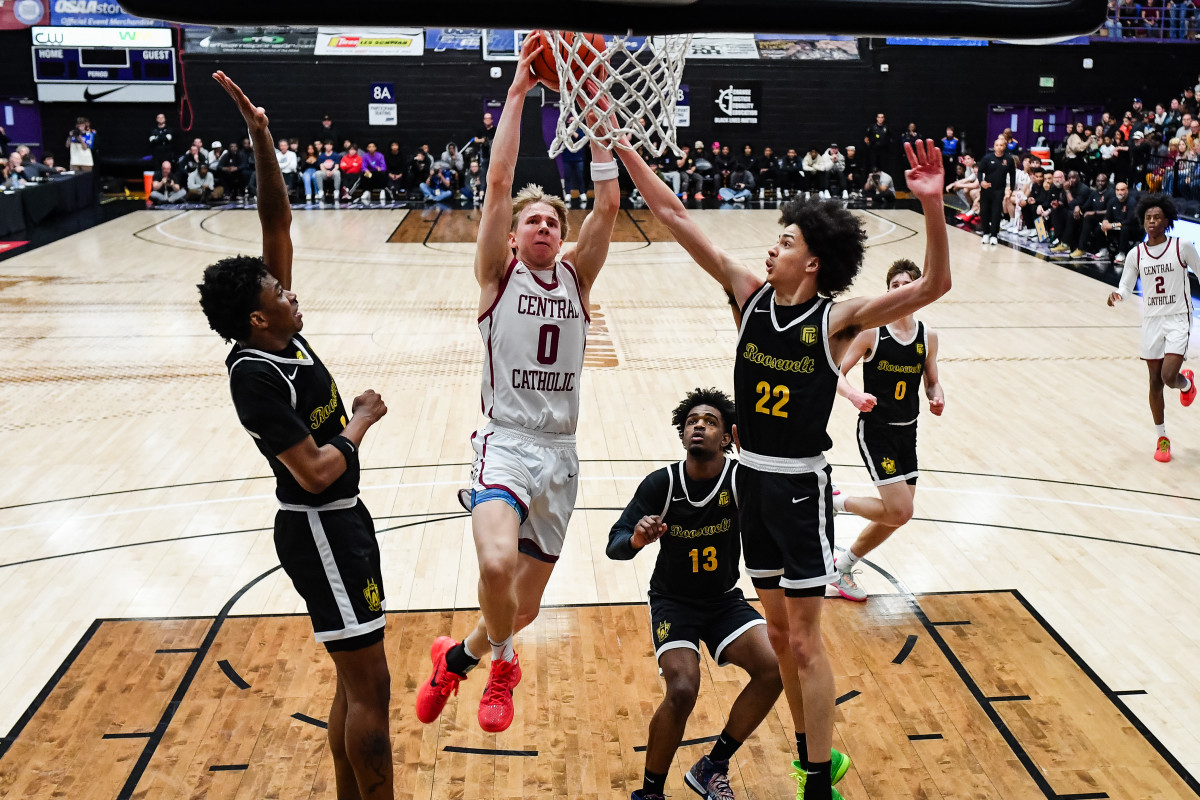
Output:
(197, 72), (394, 800)
(977, 136), (1016, 246)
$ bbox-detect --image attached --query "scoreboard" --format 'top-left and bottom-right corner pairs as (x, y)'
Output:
(32, 27), (176, 103)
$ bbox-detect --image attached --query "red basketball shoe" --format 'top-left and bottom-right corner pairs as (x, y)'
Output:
(1181, 369), (1196, 407)
(1154, 436), (1172, 463)
(415, 636), (465, 724)
(478, 654), (522, 733)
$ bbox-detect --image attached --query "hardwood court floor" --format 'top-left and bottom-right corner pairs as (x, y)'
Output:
(1, 207), (1199, 798)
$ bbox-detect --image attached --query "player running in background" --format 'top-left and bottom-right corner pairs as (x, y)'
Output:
(829, 259), (945, 601)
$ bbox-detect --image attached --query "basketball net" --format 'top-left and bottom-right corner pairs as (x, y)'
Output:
(546, 32), (691, 159)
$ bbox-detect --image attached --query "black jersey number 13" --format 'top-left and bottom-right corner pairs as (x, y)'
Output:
(754, 381), (790, 418)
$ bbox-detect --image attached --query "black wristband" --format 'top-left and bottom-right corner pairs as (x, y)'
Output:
(327, 435), (359, 470)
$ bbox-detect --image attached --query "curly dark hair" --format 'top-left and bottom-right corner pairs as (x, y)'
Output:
(671, 388), (736, 452)
(1135, 193), (1177, 231)
(197, 256), (270, 343)
(779, 198), (867, 297)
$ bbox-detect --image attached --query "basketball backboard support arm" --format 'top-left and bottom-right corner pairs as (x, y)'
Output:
(118, 0), (1107, 38)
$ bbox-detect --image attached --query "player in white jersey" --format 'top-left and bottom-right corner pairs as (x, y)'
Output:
(416, 37), (620, 733)
(1107, 194), (1198, 462)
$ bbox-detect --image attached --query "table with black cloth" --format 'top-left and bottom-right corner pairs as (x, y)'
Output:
(0, 172), (97, 236)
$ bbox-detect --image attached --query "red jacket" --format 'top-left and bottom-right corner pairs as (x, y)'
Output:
(340, 153), (362, 174)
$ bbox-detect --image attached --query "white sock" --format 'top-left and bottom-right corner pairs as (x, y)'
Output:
(462, 639), (479, 661)
(1182, 376), (1193, 394)
(832, 493), (847, 513)
(1155, 423), (1168, 439)
(838, 549), (861, 572)
(489, 636), (515, 663)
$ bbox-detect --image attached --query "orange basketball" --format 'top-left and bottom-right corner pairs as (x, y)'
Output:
(528, 30), (606, 90)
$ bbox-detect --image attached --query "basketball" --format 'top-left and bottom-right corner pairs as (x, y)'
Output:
(528, 30), (606, 90)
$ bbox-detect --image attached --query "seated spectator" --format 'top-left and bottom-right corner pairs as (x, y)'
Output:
(408, 146), (432, 194)
(754, 145), (779, 197)
(674, 144), (702, 200)
(825, 143), (848, 198)
(441, 142), (465, 174)
(1035, 170), (1068, 245)
(1053, 170), (1094, 255)
(803, 146), (831, 198)
(315, 142), (341, 202)
(276, 139), (299, 199)
(339, 144), (363, 201)
(216, 141), (246, 199)
(385, 141), (406, 199)
(240, 137), (257, 200)
(190, 137), (210, 163)
(149, 160), (186, 205)
(360, 142), (388, 204)
(176, 143), (205, 177)
(460, 159), (485, 204)
(1076, 171), (1114, 256)
(718, 162), (755, 203)
(186, 163), (223, 204)
(1102, 181), (1139, 260)
(3, 152), (27, 189)
(843, 144), (861, 190)
(714, 143), (735, 189)
(946, 154), (980, 217)
(1140, 0), (1163, 35)
(420, 164), (455, 203)
(1004, 155), (1037, 233)
(298, 144), (320, 203)
(863, 169), (896, 207)
(691, 140), (714, 198)
(208, 141), (226, 169)
(1016, 167), (1046, 237)
(659, 150), (682, 194)
(36, 153), (65, 178)
(779, 147), (804, 197)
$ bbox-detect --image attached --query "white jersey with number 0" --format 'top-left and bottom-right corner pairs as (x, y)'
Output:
(479, 259), (589, 434)
(1120, 237), (1198, 318)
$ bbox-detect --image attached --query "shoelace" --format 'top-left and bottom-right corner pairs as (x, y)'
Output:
(431, 664), (460, 700)
(839, 568), (863, 587)
(482, 661), (515, 705)
(707, 771), (735, 800)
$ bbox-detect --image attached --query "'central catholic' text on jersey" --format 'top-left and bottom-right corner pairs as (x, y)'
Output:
(227, 334), (356, 506)
(479, 259), (589, 434)
(862, 321), (926, 425)
(607, 458), (741, 600)
(734, 286), (841, 458)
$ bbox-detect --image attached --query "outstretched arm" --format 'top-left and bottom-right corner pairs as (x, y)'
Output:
(475, 39), (542, 289)
(836, 329), (877, 412)
(615, 142), (761, 307)
(831, 139), (950, 337)
(923, 328), (944, 415)
(562, 130), (620, 290)
(214, 71), (292, 290)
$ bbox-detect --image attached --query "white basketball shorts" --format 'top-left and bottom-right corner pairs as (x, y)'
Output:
(1140, 312), (1191, 360)
(470, 421), (579, 563)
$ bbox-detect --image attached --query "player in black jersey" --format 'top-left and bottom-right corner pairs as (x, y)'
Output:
(610, 388), (795, 800)
(197, 73), (394, 800)
(829, 260), (944, 601)
(615, 138), (949, 800)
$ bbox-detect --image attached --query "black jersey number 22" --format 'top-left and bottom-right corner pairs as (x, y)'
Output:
(754, 381), (790, 418)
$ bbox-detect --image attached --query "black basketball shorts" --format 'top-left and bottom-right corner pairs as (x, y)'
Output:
(737, 463), (836, 595)
(274, 499), (386, 653)
(857, 418), (919, 486)
(648, 588), (765, 667)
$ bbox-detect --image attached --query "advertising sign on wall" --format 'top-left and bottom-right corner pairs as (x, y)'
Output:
(49, 0), (163, 27)
(182, 27), (316, 55)
(712, 81), (761, 126)
(314, 28), (424, 56)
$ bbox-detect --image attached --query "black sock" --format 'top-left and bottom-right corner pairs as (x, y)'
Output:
(708, 730), (742, 763)
(795, 732), (808, 768)
(641, 769), (667, 796)
(445, 642), (479, 676)
(804, 759), (831, 800)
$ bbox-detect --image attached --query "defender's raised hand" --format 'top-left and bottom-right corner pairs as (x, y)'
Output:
(903, 138), (944, 203)
(212, 71), (269, 136)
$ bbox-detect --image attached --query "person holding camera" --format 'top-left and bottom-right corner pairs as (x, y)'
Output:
(149, 160), (186, 205)
(67, 117), (95, 172)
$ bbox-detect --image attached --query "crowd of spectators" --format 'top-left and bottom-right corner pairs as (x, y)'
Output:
(1104, 0), (1200, 39)
(947, 82), (1200, 261)
(143, 111), (499, 207)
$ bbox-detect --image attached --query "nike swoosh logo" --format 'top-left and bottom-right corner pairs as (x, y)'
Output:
(567, 472), (578, 478)
(287, 367), (298, 379)
(754, 308), (771, 313)
(516, 268), (526, 274)
(83, 86), (125, 102)
(792, 496), (810, 504)
(672, 495), (687, 501)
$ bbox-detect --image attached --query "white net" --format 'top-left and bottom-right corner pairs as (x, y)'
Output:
(545, 32), (691, 159)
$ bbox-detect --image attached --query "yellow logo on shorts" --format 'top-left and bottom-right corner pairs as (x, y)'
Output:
(881, 457), (897, 475)
(801, 326), (817, 345)
(363, 578), (382, 612)
(718, 491), (730, 507)
(656, 620), (671, 642)
(916, 343), (925, 356)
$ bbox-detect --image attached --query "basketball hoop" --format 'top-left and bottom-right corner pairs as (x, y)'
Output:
(545, 32), (691, 159)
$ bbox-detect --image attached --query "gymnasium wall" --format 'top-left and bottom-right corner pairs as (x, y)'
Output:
(0, 30), (1194, 166)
